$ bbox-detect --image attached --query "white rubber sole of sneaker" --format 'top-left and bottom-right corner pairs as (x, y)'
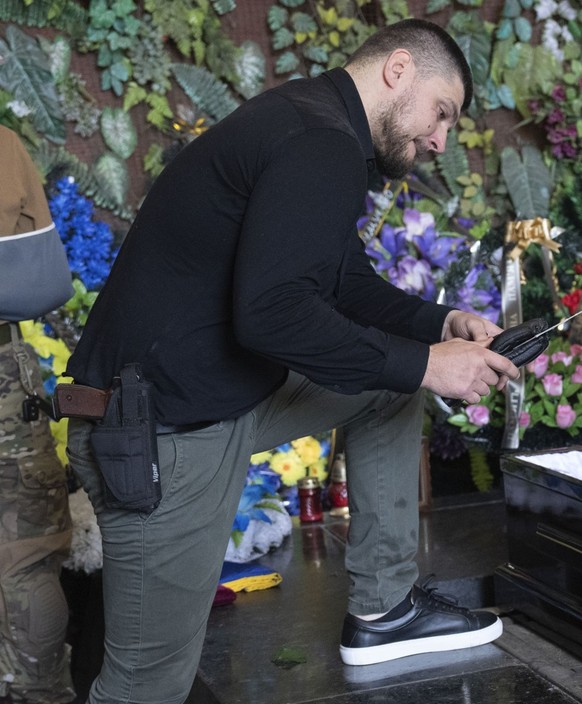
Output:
(340, 617), (503, 666)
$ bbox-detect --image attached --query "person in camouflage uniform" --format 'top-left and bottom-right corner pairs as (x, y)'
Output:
(0, 125), (75, 703)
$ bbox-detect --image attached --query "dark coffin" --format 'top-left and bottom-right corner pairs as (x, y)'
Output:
(495, 446), (582, 650)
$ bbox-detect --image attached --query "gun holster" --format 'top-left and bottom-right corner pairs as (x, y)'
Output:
(90, 363), (161, 512)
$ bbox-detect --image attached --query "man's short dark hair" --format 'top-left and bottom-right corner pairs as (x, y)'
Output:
(345, 18), (473, 111)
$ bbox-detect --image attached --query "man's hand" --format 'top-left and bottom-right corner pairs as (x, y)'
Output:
(421, 338), (519, 404)
(424, 310), (520, 403)
(441, 309), (503, 343)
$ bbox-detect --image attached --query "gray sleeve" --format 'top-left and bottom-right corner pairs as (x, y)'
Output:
(0, 224), (74, 321)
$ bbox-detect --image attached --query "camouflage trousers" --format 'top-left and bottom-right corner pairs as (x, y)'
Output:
(0, 328), (75, 703)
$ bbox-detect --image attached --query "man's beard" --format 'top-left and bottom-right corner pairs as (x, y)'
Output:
(372, 90), (424, 179)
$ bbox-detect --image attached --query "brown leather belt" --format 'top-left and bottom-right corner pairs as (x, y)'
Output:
(54, 383), (214, 433)
(53, 383), (113, 420)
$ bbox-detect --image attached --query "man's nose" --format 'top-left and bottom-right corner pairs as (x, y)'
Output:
(428, 124), (448, 153)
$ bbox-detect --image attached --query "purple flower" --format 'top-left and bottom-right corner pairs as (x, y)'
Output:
(551, 85), (566, 102)
(414, 228), (465, 269)
(572, 365), (582, 384)
(466, 404), (490, 427)
(390, 255), (435, 299)
(547, 108), (565, 125)
(518, 411), (530, 428)
(452, 264), (501, 325)
(402, 208), (435, 236)
(556, 404), (576, 429)
(542, 373), (563, 396)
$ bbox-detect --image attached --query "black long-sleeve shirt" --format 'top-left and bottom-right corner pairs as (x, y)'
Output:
(67, 68), (453, 425)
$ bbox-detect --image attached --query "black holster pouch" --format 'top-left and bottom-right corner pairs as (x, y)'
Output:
(90, 363), (161, 512)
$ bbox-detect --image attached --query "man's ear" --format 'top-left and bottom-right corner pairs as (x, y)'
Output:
(382, 49), (414, 90)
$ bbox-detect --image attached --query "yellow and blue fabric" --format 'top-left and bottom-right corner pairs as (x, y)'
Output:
(219, 561), (282, 593)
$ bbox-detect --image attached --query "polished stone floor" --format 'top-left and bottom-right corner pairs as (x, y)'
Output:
(189, 494), (582, 704)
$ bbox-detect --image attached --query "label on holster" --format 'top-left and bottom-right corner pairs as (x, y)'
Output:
(90, 364), (161, 512)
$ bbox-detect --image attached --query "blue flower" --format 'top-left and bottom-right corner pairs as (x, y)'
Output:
(232, 484), (273, 532)
(48, 178), (117, 292)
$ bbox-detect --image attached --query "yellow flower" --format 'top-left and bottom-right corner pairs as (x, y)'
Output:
(50, 418), (69, 467)
(250, 450), (275, 465)
(269, 449), (306, 487)
(307, 457), (328, 483)
(291, 436), (322, 466)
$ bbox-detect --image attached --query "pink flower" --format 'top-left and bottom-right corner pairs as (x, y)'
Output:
(466, 404), (490, 427)
(518, 411), (530, 428)
(551, 351), (573, 366)
(572, 365), (582, 384)
(570, 344), (582, 359)
(542, 373), (563, 396)
(556, 404), (576, 429)
(530, 353), (549, 378)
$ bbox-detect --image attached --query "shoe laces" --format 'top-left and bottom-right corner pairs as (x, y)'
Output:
(416, 574), (470, 614)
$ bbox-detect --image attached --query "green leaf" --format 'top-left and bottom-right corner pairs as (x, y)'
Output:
(496, 17), (513, 39)
(435, 129), (469, 197)
(171, 63), (239, 123)
(100, 107), (137, 159)
(500, 145), (552, 219)
(0, 25), (65, 143)
(497, 83), (515, 109)
(267, 5), (288, 31)
(453, 19), (492, 87)
(272, 646), (307, 669)
(503, 44), (560, 116)
(274, 50), (300, 75)
(92, 151), (129, 209)
(290, 11), (317, 33)
(302, 44), (328, 63)
(211, 0), (236, 15)
(272, 27), (295, 50)
(503, 0), (521, 18)
(41, 35), (71, 83)
(233, 40), (265, 100)
(279, 0), (305, 6)
(426, 0), (451, 11)
(514, 17), (532, 42)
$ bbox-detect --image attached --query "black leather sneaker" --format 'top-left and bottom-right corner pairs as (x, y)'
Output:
(340, 576), (502, 666)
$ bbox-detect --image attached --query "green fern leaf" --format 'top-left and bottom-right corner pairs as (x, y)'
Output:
(435, 130), (468, 197)
(32, 141), (94, 193)
(0, 25), (65, 143)
(100, 107), (137, 159)
(468, 446), (493, 492)
(171, 63), (239, 123)
(0, 0), (86, 35)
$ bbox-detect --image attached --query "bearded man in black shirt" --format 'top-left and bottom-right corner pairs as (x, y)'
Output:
(66, 18), (518, 703)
